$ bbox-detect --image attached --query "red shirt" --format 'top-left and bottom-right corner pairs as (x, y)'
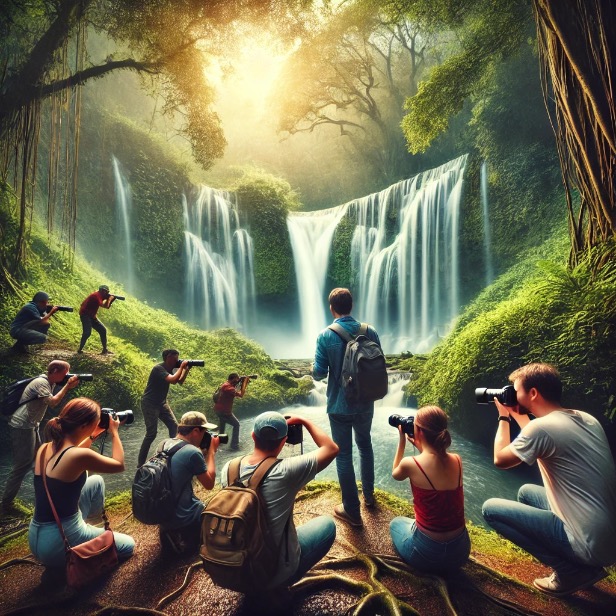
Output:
(79, 291), (105, 318)
(214, 382), (240, 414)
(410, 457), (465, 533)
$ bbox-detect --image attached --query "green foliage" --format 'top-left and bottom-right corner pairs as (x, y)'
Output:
(232, 169), (299, 299)
(0, 191), (306, 422)
(328, 215), (355, 289)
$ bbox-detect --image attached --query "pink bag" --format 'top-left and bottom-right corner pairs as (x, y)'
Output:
(42, 444), (119, 589)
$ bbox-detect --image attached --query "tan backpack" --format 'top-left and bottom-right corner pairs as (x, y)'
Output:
(200, 456), (288, 593)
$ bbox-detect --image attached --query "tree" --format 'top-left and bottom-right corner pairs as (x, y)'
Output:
(0, 0), (308, 279)
(274, 0), (435, 187)
(396, 0), (616, 264)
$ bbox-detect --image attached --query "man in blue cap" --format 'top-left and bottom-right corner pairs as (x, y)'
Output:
(9, 291), (59, 353)
(220, 411), (338, 591)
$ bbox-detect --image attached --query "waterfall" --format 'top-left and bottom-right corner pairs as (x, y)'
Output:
(287, 155), (468, 356)
(182, 186), (256, 331)
(480, 160), (494, 286)
(286, 205), (349, 344)
(112, 156), (134, 293)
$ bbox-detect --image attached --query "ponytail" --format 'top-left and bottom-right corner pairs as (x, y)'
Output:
(415, 405), (452, 454)
(44, 398), (101, 453)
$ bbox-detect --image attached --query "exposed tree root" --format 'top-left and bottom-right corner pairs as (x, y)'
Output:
(155, 559), (202, 610)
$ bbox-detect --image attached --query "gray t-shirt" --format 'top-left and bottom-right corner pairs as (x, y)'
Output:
(157, 438), (207, 530)
(221, 451), (318, 588)
(8, 375), (54, 429)
(511, 409), (616, 565)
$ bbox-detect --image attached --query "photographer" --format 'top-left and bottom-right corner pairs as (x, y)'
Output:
(28, 398), (134, 573)
(213, 373), (250, 450)
(390, 406), (470, 573)
(137, 349), (191, 467)
(2, 361), (80, 513)
(9, 291), (60, 354)
(482, 363), (616, 596)
(78, 285), (117, 355)
(157, 412), (219, 555)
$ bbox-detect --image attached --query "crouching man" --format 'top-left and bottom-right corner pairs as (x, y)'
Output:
(158, 411), (219, 555)
(221, 411), (339, 591)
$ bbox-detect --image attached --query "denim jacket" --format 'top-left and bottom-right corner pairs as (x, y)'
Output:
(313, 315), (381, 415)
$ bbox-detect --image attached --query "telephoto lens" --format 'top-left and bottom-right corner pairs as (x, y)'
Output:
(112, 295), (126, 301)
(63, 373), (93, 384)
(475, 385), (517, 406)
(176, 359), (205, 368)
(54, 306), (74, 312)
(200, 430), (228, 449)
(98, 409), (134, 429)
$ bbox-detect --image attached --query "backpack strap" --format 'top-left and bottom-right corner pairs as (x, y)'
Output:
(328, 322), (353, 342)
(165, 440), (189, 458)
(227, 456), (280, 489)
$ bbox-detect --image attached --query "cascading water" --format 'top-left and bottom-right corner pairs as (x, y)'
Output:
(112, 156), (134, 293)
(481, 160), (494, 286)
(183, 186), (256, 331)
(287, 155), (468, 357)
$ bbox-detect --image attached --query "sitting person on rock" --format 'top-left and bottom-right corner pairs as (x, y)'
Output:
(390, 405), (470, 573)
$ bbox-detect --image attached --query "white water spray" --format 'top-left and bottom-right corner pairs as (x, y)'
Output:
(481, 160), (494, 286)
(112, 156), (134, 293)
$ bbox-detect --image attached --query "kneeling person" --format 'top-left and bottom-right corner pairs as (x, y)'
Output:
(220, 411), (339, 590)
(158, 412), (219, 555)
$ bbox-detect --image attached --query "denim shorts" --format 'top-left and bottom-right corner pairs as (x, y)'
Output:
(390, 516), (470, 573)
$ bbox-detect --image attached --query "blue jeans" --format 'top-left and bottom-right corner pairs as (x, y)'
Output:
(390, 517), (470, 573)
(10, 320), (50, 345)
(482, 484), (595, 577)
(29, 475), (135, 567)
(328, 412), (374, 519)
(287, 515), (336, 585)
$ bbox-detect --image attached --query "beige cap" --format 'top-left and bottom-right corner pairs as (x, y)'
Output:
(178, 411), (217, 430)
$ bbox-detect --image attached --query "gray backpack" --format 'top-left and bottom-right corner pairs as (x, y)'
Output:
(329, 322), (388, 404)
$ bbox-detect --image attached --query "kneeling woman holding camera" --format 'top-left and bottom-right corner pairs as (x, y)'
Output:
(29, 398), (134, 569)
(390, 405), (470, 573)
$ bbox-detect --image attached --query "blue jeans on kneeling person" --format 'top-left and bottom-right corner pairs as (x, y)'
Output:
(390, 517), (470, 573)
(29, 475), (135, 567)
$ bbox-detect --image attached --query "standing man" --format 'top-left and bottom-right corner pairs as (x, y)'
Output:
(78, 285), (116, 354)
(9, 291), (59, 353)
(213, 373), (249, 450)
(1, 360), (80, 512)
(220, 411), (338, 590)
(137, 349), (191, 467)
(313, 287), (381, 527)
(482, 362), (616, 596)
(157, 412), (219, 555)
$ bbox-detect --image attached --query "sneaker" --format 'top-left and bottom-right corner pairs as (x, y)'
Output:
(364, 495), (376, 508)
(334, 504), (363, 528)
(533, 569), (607, 597)
(101, 349), (114, 355)
(77, 348), (83, 354)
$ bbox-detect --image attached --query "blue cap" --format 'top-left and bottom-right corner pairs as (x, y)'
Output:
(253, 411), (288, 441)
(32, 291), (50, 303)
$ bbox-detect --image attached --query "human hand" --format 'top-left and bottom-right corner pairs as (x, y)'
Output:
(494, 397), (513, 418)
(66, 375), (80, 390)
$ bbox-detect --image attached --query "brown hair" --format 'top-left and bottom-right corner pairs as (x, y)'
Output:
(45, 397), (100, 453)
(415, 405), (452, 454)
(509, 363), (562, 404)
(328, 288), (353, 315)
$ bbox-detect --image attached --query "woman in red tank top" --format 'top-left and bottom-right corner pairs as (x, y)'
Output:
(390, 406), (470, 572)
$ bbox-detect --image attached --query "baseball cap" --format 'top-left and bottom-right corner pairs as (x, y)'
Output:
(178, 411), (217, 430)
(99, 285), (110, 292)
(253, 411), (288, 441)
(32, 291), (50, 303)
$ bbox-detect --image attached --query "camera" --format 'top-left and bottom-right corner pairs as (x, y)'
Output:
(61, 373), (93, 384)
(98, 408), (134, 429)
(53, 305), (74, 312)
(389, 414), (415, 438)
(112, 295), (125, 301)
(200, 429), (229, 449)
(238, 374), (258, 386)
(475, 385), (517, 407)
(176, 359), (205, 368)
(284, 416), (303, 445)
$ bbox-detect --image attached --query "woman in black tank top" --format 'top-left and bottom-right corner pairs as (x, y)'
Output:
(29, 397), (134, 571)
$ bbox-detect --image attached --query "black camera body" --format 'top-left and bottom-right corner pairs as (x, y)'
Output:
(112, 295), (125, 301)
(283, 416), (303, 445)
(238, 374), (258, 387)
(200, 429), (229, 449)
(475, 385), (517, 407)
(389, 414), (415, 438)
(98, 408), (134, 429)
(53, 305), (74, 312)
(176, 359), (205, 368)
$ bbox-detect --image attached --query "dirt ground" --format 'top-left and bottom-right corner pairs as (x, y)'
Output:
(1, 487), (615, 616)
